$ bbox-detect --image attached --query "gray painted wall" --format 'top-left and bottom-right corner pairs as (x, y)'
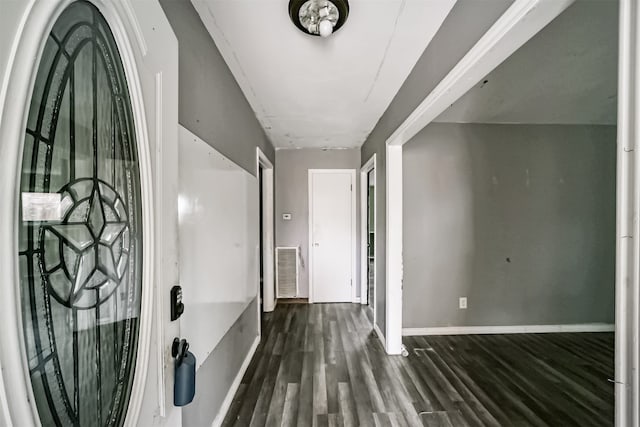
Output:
(182, 300), (258, 426)
(160, 0), (274, 175)
(402, 123), (616, 328)
(159, 1), (275, 425)
(360, 0), (513, 336)
(275, 149), (361, 298)
(435, 0), (618, 126)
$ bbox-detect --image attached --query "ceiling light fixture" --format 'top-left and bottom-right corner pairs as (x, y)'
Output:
(289, 0), (349, 38)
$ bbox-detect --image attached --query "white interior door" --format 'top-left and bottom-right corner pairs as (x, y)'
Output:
(309, 169), (355, 303)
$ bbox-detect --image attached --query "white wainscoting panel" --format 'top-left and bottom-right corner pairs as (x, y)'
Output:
(178, 126), (259, 369)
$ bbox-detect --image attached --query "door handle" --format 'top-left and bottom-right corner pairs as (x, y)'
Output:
(314, 242), (320, 247)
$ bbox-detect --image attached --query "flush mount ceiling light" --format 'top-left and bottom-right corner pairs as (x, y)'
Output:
(289, 0), (349, 38)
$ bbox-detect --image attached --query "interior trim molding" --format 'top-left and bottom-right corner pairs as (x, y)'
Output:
(120, 0), (148, 56)
(211, 335), (261, 427)
(359, 153), (376, 318)
(402, 323), (615, 336)
(386, 0), (575, 148)
(616, 1), (640, 423)
(384, 144), (403, 355)
(257, 147), (276, 314)
(374, 323), (386, 348)
(153, 71), (166, 418)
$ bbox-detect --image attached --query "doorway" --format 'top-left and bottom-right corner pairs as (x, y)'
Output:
(257, 148), (275, 327)
(366, 170), (376, 320)
(360, 155), (377, 325)
(259, 167), (264, 328)
(309, 169), (356, 303)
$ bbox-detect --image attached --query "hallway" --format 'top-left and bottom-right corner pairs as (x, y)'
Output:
(222, 304), (614, 426)
(0, 1), (628, 425)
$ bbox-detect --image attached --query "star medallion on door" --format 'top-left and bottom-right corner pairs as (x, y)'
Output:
(42, 178), (132, 309)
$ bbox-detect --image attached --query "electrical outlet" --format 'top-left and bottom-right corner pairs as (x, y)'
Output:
(459, 297), (467, 309)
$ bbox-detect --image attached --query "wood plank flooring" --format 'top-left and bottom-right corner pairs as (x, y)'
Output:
(222, 303), (614, 426)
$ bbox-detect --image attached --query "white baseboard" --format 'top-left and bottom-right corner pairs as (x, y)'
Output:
(211, 335), (261, 427)
(353, 297), (361, 304)
(373, 323), (386, 348)
(402, 323), (615, 336)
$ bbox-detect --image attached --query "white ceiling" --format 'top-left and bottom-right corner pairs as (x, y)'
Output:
(435, 0), (618, 125)
(192, 0), (457, 149)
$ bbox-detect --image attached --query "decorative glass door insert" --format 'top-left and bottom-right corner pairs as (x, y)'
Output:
(18, 2), (143, 426)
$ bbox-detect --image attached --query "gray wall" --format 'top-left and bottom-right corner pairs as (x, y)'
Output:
(360, 0), (513, 335)
(159, 1), (274, 425)
(160, 0), (274, 175)
(182, 300), (258, 426)
(275, 149), (361, 298)
(402, 123), (616, 328)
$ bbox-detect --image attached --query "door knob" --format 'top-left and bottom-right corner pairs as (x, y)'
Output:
(314, 242), (319, 247)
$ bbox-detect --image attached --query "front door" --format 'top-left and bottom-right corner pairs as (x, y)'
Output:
(17, 3), (143, 425)
(309, 169), (355, 303)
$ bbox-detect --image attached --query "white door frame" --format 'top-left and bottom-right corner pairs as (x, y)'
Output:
(360, 155), (376, 324)
(615, 1), (640, 424)
(308, 169), (357, 304)
(0, 0), (180, 425)
(257, 147), (276, 319)
(383, 0), (574, 356)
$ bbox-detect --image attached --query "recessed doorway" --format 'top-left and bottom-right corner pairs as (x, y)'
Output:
(360, 154), (377, 325)
(257, 148), (275, 328)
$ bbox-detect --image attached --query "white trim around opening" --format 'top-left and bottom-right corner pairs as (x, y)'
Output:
(615, 1), (640, 424)
(360, 154), (376, 325)
(257, 147), (276, 322)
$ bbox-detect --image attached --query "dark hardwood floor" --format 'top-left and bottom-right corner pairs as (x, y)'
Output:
(222, 303), (614, 427)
